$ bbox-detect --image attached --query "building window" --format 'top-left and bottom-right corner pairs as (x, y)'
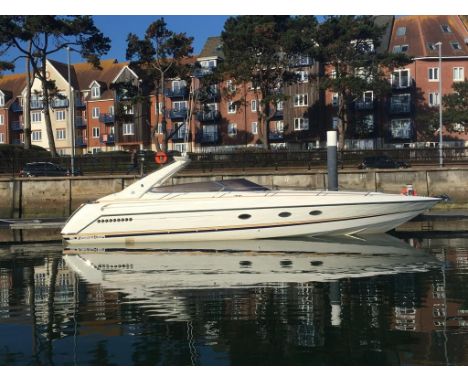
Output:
(91, 85), (100, 99)
(0, 133), (4, 143)
(123, 123), (135, 135)
(294, 117), (309, 131)
(172, 100), (187, 111)
(391, 119), (412, 139)
(396, 26), (406, 36)
(391, 94), (411, 113)
(174, 122), (187, 139)
(294, 93), (308, 107)
(0, 93), (4, 107)
(31, 130), (42, 141)
(441, 24), (452, 33)
(92, 127), (100, 138)
(428, 67), (439, 81)
(156, 123), (163, 134)
(202, 125), (218, 141)
(251, 100), (257, 112)
(56, 110), (66, 121)
(227, 101), (236, 114)
(31, 112), (42, 123)
(172, 80), (186, 91)
(429, 92), (440, 107)
(276, 101), (284, 111)
(453, 123), (465, 132)
(393, 45), (409, 53)
(332, 93), (339, 107)
(392, 69), (410, 88)
(274, 120), (284, 133)
(0, 114), (4, 125)
(92, 107), (100, 119)
(56, 129), (66, 140)
(450, 41), (462, 50)
(123, 104), (134, 115)
(360, 115), (374, 133)
(228, 123), (237, 136)
(332, 117), (339, 130)
(251, 121), (258, 134)
(226, 80), (236, 93)
(297, 70), (309, 83)
(453, 67), (464, 81)
(155, 102), (163, 114)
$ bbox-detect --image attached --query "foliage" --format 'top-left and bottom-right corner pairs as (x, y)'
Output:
(221, 16), (319, 149)
(443, 80), (468, 127)
(126, 17), (194, 152)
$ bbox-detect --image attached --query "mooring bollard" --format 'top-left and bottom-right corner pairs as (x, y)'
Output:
(327, 130), (338, 191)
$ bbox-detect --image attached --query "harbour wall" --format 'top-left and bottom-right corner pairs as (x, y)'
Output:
(0, 167), (467, 219)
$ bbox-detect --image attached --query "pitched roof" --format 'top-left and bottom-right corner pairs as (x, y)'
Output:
(198, 36), (225, 60)
(48, 59), (80, 89)
(0, 73), (26, 108)
(390, 15), (468, 57)
(373, 16), (395, 54)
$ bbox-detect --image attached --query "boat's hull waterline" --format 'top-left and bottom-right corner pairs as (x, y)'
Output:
(61, 157), (440, 245)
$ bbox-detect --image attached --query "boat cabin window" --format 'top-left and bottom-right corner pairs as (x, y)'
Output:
(150, 178), (270, 193)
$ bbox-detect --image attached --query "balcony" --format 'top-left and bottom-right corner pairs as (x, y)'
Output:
(75, 98), (86, 108)
(75, 116), (87, 128)
(390, 103), (411, 114)
(169, 109), (188, 120)
(355, 100), (374, 110)
(196, 130), (219, 144)
(391, 77), (414, 90)
(99, 113), (115, 124)
(11, 121), (24, 131)
(193, 67), (214, 78)
(272, 109), (284, 119)
(75, 137), (88, 147)
(269, 132), (284, 141)
(11, 102), (23, 112)
(100, 134), (115, 144)
(196, 110), (221, 122)
(164, 87), (189, 98)
(51, 98), (69, 108)
(30, 100), (44, 110)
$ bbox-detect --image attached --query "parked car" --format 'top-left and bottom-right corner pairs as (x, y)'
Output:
(19, 162), (82, 177)
(358, 155), (410, 169)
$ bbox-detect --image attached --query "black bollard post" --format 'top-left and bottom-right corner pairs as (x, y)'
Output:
(327, 131), (338, 191)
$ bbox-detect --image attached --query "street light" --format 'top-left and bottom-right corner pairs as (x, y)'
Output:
(435, 41), (443, 167)
(66, 46), (76, 176)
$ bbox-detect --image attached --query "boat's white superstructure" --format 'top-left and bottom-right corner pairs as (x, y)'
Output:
(61, 156), (440, 245)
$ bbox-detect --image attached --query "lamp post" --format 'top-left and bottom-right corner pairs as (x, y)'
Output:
(66, 46), (76, 176)
(436, 41), (443, 167)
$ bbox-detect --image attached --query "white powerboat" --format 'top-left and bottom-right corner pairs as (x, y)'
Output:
(61, 156), (440, 245)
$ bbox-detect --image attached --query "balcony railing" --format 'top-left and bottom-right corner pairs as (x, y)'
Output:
(100, 134), (115, 144)
(193, 67), (214, 78)
(75, 99), (86, 108)
(269, 132), (284, 141)
(51, 98), (69, 108)
(11, 121), (24, 131)
(30, 100), (44, 110)
(99, 113), (115, 124)
(164, 87), (189, 98)
(196, 110), (221, 122)
(355, 100), (374, 110)
(75, 137), (88, 146)
(75, 116), (87, 128)
(390, 103), (411, 114)
(169, 109), (188, 120)
(11, 102), (23, 112)
(272, 109), (284, 119)
(196, 131), (219, 143)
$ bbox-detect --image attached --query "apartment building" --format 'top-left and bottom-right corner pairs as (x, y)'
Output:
(0, 73), (26, 145)
(387, 15), (468, 148)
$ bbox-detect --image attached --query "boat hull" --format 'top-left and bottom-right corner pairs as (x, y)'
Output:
(61, 191), (440, 245)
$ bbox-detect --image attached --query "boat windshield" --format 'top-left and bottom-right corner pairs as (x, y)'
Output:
(150, 178), (270, 193)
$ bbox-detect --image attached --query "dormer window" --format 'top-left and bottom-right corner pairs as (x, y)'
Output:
(427, 42), (437, 51)
(91, 83), (101, 99)
(450, 41), (462, 50)
(441, 25), (452, 33)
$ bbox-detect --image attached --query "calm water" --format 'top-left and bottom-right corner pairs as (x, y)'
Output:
(1, 232), (468, 366)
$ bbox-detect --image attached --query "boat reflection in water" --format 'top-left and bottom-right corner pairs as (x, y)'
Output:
(63, 234), (440, 319)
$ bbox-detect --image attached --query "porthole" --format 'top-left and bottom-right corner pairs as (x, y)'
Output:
(309, 210), (322, 216)
(238, 214), (251, 220)
(239, 261), (252, 268)
(280, 259), (293, 267)
(279, 212), (291, 218)
(310, 261), (323, 266)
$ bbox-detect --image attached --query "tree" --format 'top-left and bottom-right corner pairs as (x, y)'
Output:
(314, 16), (412, 150)
(0, 16), (110, 156)
(126, 17), (194, 152)
(443, 80), (468, 127)
(221, 16), (318, 149)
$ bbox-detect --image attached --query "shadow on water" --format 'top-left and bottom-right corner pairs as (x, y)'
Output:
(1, 232), (468, 366)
